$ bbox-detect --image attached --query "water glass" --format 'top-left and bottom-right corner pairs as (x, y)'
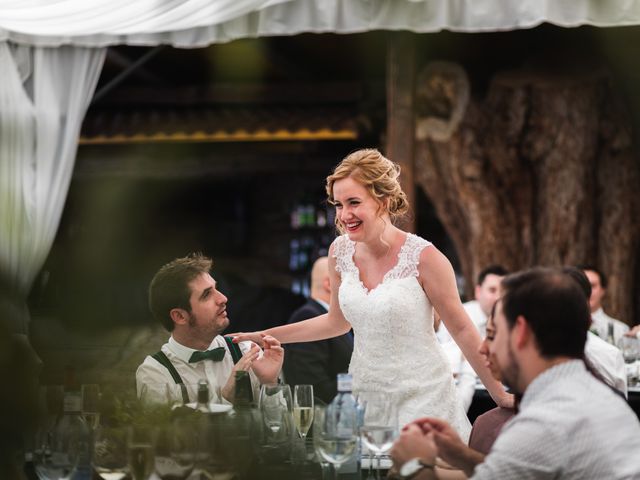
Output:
(154, 420), (196, 480)
(259, 383), (293, 440)
(293, 384), (314, 439)
(357, 391), (398, 478)
(93, 426), (129, 480)
(313, 405), (358, 480)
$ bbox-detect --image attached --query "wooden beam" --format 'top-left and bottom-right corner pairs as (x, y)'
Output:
(386, 32), (416, 233)
(92, 82), (363, 106)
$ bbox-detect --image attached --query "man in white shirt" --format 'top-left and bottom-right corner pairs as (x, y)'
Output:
(136, 253), (284, 404)
(391, 268), (640, 480)
(437, 265), (508, 411)
(581, 265), (629, 345)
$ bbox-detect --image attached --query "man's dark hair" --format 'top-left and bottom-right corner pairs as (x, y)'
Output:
(477, 265), (509, 286)
(578, 264), (608, 289)
(561, 266), (592, 300)
(148, 253), (212, 331)
(500, 267), (589, 359)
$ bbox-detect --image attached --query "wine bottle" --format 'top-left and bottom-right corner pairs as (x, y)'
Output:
(234, 371), (253, 408)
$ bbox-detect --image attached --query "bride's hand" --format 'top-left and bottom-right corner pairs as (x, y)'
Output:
(227, 331), (266, 347)
(495, 391), (514, 409)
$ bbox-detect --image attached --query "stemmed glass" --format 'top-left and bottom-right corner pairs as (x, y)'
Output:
(293, 384), (314, 439)
(127, 425), (155, 480)
(81, 384), (101, 430)
(259, 383), (293, 438)
(313, 405), (358, 480)
(93, 426), (129, 480)
(154, 420), (196, 480)
(357, 391), (398, 479)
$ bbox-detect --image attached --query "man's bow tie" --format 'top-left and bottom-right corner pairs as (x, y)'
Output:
(189, 347), (226, 363)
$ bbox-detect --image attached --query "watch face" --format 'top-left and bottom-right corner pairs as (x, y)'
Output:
(400, 458), (422, 477)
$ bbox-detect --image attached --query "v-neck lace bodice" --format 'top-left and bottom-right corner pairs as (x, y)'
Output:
(332, 233), (471, 438)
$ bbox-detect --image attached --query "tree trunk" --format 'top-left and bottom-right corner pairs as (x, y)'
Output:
(414, 63), (640, 325)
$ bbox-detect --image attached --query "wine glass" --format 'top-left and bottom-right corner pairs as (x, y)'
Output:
(93, 426), (129, 480)
(259, 383), (293, 439)
(127, 425), (155, 480)
(81, 384), (101, 430)
(154, 420), (196, 480)
(313, 405), (358, 480)
(357, 391), (398, 479)
(293, 384), (314, 439)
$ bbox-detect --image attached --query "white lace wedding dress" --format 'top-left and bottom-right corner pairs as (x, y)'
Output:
(333, 233), (472, 440)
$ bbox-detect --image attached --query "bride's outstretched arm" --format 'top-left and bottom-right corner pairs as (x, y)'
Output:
(231, 244), (351, 345)
(418, 247), (513, 409)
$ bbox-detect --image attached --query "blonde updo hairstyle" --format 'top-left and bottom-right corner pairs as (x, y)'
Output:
(326, 148), (409, 234)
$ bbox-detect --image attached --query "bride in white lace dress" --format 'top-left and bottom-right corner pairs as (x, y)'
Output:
(233, 149), (511, 439)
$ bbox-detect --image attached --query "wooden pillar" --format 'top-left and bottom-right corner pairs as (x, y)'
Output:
(386, 32), (417, 233)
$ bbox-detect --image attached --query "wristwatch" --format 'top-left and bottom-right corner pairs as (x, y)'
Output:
(399, 457), (434, 479)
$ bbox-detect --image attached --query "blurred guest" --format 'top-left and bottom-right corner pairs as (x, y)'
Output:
(283, 257), (353, 403)
(580, 265), (629, 345)
(391, 268), (640, 480)
(283, 257), (353, 404)
(437, 266), (508, 412)
(136, 253), (283, 403)
(563, 267), (627, 396)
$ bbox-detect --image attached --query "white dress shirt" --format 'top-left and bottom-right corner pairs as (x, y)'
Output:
(585, 331), (627, 397)
(472, 360), (640, 479)
(136, 335), (259, 403)
(591, 308), (629, 346)
(436, 300), (484, 412)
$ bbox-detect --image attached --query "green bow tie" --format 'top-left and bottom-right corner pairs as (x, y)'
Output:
(189, 347), (226, 363)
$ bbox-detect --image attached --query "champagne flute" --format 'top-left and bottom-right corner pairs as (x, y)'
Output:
(357, 391), (398, 479)
(313, 405), (358, 480)
(81, 384), (101, 430)
(93, 426), (129, 480)
(293, 384), (314, 439)
(127, 426), (155, 480)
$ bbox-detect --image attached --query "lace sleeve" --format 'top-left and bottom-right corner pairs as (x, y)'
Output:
(395, 234), (433, 279)
(331, 234), (355, 275)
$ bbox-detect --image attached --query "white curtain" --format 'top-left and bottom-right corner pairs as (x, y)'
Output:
(0, 41), (105, 332)
(0, 0), (639, 47)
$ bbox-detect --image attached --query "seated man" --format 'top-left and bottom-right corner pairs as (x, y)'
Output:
(283, 257), (353, 404)
(136, 253), (283, 404)
(580, 265), (629, 345)
(391, 267), (640, 480)
(437, 266), (508, 411)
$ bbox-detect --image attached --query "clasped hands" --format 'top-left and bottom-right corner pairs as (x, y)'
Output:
(390, 417), (482, 479)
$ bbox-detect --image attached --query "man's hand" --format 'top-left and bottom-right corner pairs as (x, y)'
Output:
(391, 423), (437, 469)
(221, 344), (261, 402)
(250, 335), (284, 384)
(625, 325), (640, 337)
(413, 417), (484, 477)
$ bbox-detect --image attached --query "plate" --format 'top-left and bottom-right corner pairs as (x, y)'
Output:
(184, 402), (233, 414)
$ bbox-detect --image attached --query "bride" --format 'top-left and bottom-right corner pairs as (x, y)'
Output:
(233, 148), (511, 439)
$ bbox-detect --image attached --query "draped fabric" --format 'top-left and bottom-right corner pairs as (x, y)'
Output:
(0, 0), (639, 47)
(0, 42), (105, 332)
